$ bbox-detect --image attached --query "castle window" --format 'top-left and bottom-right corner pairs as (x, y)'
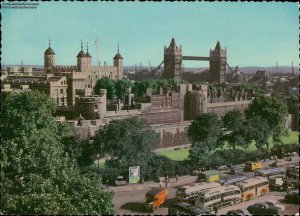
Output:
(115, 75), (117, 78)
(60, 89), (63, 94)
(95, 75), (98, 79)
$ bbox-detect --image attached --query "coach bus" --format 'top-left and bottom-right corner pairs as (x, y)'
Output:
(236, 176), (269, 201)
(219, 175), (248, 186)
(176, 182), (221, 202)
(195, 185), (241, 211)
(254, 168), (285, 179)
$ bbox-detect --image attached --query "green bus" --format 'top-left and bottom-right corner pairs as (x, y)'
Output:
(198, 170), (221, 182)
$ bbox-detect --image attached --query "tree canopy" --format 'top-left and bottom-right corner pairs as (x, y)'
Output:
(1, 91), (114, 214)
(220, 110), (248, 150)
(94, 77), (115, 100)
(94, 116), (158, 176)
(187, 113), (222, 152)
(245, 95), (288, 143)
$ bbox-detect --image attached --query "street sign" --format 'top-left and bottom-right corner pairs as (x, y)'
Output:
(129, 166), (140, 184)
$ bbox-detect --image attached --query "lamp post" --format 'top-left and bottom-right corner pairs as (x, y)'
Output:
(97, 153), (100, 177)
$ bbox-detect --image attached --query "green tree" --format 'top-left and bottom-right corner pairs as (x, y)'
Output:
(1, 91), (114, 214)
(245, 95), (288, 144)
(244, 116), (272, 149)
(220, 110), (248, 150)
(94, 117), (158, 177)
(187, 113), (222, 152)
(115, 79), (133, 99)
(94, 77), (115, 100)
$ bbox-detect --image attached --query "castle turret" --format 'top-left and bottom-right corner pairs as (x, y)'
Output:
(77, 40), (88, 72)
(163, 38), (182, 80)
(209, 41), (227, 84)
(44, 37), (55, 73)
(113, 43), (123, 80)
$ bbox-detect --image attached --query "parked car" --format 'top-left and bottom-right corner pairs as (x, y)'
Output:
(270, 160), (284, 168)
(225, 209), (250, 216)
(230, 165), (244, 175)
(265, 200), (285, 212)
(247, 202), (281, 215)
(168, 202), (211, 215)
(115, 176), (127, 186)
(285, 190), (299, 204)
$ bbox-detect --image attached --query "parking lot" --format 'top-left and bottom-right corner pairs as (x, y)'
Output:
(111, 155), (299, 215)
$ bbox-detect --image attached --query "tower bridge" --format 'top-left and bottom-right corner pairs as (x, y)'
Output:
(160, 38), (227, 84)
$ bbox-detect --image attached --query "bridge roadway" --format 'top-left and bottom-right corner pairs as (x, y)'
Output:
(182, 56), (210, 61)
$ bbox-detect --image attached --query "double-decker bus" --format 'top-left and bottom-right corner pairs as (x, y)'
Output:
(195, 185), (241, 211)
(236, 176), (269, 201)
(176, 182), (221, 202)
(254, 168), (285, 179)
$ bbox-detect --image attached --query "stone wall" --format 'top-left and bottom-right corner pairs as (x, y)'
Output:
(207, 100), (251, 117)
(151, 121), (191, 148)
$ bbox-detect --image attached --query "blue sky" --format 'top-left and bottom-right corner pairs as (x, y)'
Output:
(2, 2), (298, 68)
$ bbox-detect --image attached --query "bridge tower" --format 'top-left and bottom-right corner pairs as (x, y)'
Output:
(163, 38), (182, 80)
(209, 41), (227, 84)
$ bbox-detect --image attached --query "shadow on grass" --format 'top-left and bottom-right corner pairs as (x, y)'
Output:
(120, 202), (147, 213)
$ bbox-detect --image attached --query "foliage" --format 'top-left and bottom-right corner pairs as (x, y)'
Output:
(187, 113), (222, 152)
(115, 79), (133, 99)
(220, 110), (248, 150)
(1, 91), (114, 214)
(94, 77), (115, 100)
(244, 116), (272, 149)
(94, 116), (158, 177)
(245, 95), (288, 143)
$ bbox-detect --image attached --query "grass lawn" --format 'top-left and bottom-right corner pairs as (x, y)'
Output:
(156, 131), (299, 161)
(156, 148), (189, 161)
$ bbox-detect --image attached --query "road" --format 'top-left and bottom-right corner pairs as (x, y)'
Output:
(111, 156), (299, 215)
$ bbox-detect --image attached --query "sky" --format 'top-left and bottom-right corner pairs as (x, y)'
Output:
(1, 2), (299, 68)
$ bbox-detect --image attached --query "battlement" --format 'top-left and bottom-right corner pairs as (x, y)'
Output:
(75, 95), (102, 103)
(54, 65), (77, 69)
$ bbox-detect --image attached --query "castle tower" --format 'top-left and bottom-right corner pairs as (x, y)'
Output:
(113, 43), (123, 80)
(77, 40), (88, 72)
(163, 38), (182, 80)
(44, 37), (55, 73)
(209, 41), (227, 84)
(85, 42), (92, 69)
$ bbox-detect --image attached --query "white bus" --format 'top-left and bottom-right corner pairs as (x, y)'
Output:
(176, 182), (221, 202)
(236, 176), (269, 201)
(195, 185), (241, 211)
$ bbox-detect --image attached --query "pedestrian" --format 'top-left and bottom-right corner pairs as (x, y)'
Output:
(106, 179), (109, 189)
(175, 175), (178, 183)
(159, 179), (162, 187)
(213, 206), (218, 215)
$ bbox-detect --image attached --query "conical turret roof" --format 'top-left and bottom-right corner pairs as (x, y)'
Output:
(77, 40), (86, 57)
(214, 41), (221, 51)
(169, 37), (177, 48)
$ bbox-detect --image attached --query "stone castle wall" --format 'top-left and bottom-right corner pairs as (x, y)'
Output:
(207, 100), (251, 117)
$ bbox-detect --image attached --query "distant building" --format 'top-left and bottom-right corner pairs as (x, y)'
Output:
(2, 74), (68, 106)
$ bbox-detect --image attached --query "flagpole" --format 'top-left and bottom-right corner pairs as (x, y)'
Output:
(95, 37), (99, 66)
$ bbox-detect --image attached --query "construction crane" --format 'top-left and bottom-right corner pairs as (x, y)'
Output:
(226, 62), (234, 73)
(151, 60), (164, 74)
(148, 61), (153, 72)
